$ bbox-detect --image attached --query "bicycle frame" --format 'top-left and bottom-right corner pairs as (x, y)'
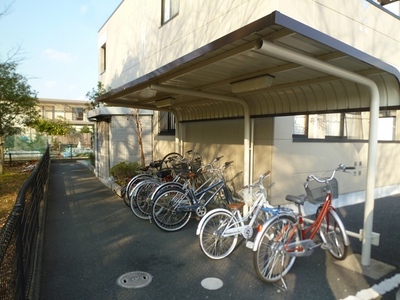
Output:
(252, 192), (349, 254)
(174, 178), (233, 213)
(202, 190), (266, 233)
(299, 193), (333, 241)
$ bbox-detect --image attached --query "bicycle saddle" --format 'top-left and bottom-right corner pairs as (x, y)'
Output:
(227, 202), (245, 210)
(285, 194), (307, 205)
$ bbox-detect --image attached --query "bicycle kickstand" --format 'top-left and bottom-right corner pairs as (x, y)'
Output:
(273, 277), (288, 292)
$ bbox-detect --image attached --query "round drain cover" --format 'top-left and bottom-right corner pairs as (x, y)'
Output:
(201, 277), (223, 290)
(117, 271), (152, 289)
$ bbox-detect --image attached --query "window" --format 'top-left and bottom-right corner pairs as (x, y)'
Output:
(159, 111), (176, 135)
(161, 0), (179, 25)
(100, 43), (106, 73)
(293, 110), (400, 142)
(74, 108), (84, 121)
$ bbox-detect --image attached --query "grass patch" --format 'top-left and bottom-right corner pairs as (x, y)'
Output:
(0, 164), (33, 227)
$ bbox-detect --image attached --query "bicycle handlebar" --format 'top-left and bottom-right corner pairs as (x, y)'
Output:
(305, 164), (355, 186)
(242, 170), (271, 190)
(224, 160), (234, 167)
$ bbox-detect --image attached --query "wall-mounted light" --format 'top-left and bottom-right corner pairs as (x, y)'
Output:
(230, 75), (274, 93)
(155, 98), (174, 108)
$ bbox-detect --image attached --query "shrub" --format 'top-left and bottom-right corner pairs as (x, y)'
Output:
(88, 152), (95, 165)
(110, 161), (141, 185)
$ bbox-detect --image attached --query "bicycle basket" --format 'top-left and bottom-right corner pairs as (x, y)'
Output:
(172, 161), (189, 174)
(305, 178), (338, 204)
(190, 160), (203, 174)
(240, 186), (261, 206)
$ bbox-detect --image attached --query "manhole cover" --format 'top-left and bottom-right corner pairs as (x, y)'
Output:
(117, 271), (152, 289)
(201, 277), (224, 290)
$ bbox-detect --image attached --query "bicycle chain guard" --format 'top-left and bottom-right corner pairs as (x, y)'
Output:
(286, 239), (316, 257)
(242, 225), (253, 239)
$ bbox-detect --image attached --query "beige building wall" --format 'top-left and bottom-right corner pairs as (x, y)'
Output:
(101, 0), (400, 207)
(154, 113), (400, 209)
(97, 120), (110, 179)
(99, 0), (399, 89)
(89, 108), (154, 180)
(109, 115), (153, 167)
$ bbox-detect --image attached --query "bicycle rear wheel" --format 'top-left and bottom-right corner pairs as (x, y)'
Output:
(132, 180), (160, 220)
(319, 209), (348, 260)
(199, 210), (239, 259)
(151, 187), (192, 232)
(253, 216), (298, 284)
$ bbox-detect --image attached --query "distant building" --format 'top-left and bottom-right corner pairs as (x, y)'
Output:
(5, 98), (94, 160)
(37, 98), (93, 154)
(37, 98), (92, 130)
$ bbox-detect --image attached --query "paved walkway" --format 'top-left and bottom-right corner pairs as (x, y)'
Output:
(38, 162), (400, 299)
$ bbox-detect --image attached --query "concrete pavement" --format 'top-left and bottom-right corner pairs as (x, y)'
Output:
(37, 162), (400, 299)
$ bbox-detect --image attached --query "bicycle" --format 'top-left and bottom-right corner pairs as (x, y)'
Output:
(196, 171), (286, 259)
(150, 159), (236, 232)
(130, 150), (202, 220)
(121, 160), (163, 206)
(251, 164), (355, 290)
(121, 151), (187, 207)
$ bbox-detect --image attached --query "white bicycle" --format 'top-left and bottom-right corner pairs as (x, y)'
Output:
(196, 171), (282, 259)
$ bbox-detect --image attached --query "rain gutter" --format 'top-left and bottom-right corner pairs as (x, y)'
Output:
(254, 39), (379, 266)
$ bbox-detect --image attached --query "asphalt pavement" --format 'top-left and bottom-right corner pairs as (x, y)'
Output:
(37, 162), (400, 299)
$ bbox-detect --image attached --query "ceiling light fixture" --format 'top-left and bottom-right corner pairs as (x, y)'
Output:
(230, 75), (274, 93)
(155, 97), (174, 108)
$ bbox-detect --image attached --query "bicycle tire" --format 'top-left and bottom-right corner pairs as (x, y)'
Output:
(124, 174), (152, 206)
(160, 152), (183, 171)
(199, 210), (239, 259)
(132, 180), (160, 220)
(253, 216), (299, 283)
(150, 182), (186, 204)
(319, 209), (348, 260)
(121, 184), (129, 206)
(151, 187), (192, 232)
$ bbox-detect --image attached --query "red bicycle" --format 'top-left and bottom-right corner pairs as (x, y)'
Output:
(252, 164), (355, 289)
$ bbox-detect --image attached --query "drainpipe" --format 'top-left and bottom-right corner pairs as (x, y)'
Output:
(173, 110), (183, 154)
(150, 84), (252, 186)
(254, 39), (379, 266)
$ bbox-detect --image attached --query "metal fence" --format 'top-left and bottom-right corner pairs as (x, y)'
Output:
(0, 147), (50, 300)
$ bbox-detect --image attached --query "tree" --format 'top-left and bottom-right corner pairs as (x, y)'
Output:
(32, 117), (72, 136)
(85, 81), (108, 110)
(0, 61), (39, 174)
(128, 108), (146, 166)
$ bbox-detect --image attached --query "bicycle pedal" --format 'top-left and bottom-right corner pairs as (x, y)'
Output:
(321, 243), (332, 251)
(246, 241), (254, 249)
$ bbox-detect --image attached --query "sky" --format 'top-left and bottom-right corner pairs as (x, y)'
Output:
(0, 0), (122, 101)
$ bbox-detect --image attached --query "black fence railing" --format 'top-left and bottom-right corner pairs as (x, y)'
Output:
(3, 151), (43, 165)
(0, 147), (50, 300)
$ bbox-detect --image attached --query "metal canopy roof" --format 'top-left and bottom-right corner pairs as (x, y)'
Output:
(100, 12), (400, 122)
(97, 11), (400, 267)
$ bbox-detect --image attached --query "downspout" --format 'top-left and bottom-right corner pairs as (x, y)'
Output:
(254, 39), (379, 266)
(172, 110), (183, 154)
(150, 84), (251, 186)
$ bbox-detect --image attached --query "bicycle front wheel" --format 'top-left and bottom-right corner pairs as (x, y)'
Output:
(124, 174), (152, 207)
(151, 187), (192, 232)
(199, 210), (239, 259)
(319, 209), (348, 260)
(253, 216), (299, 284)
